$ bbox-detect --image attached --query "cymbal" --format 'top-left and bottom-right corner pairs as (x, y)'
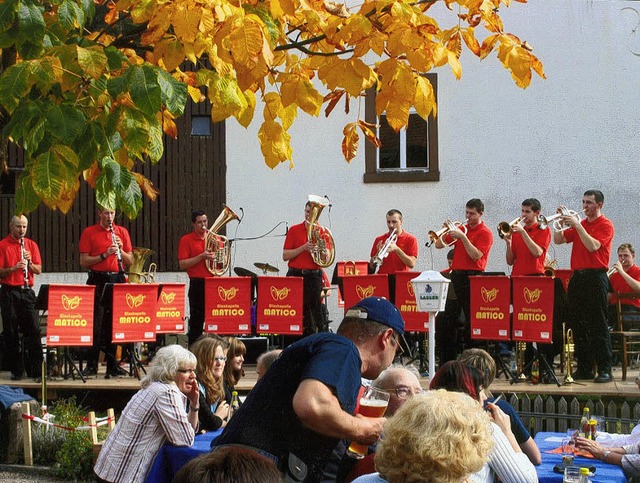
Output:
(254, 262), (280, 273)
(234, 267), (258, 278)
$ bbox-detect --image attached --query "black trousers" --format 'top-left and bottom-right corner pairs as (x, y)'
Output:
(287, 269), (326, 336)
(0, 286), (42, 377)
(187, 278), (205, 345)
(86, 271), (126, 371)
(567, 270), (612, 375)
(450, 270), (482, 352)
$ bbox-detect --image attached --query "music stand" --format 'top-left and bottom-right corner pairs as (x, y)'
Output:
(510, 342), (561, 387)
(37, 284), (86, 383)
(102, 284), (147, 380)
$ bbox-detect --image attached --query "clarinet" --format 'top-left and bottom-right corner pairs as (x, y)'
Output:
(107, 220), (125, 273)
(19, 236), (29, 289)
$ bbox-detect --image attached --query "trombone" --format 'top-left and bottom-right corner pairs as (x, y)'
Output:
(372, 228), (397, 268)
(426, 220), (467, 247)
(497, 217), (523, 239)
(539, 207), (586, 232)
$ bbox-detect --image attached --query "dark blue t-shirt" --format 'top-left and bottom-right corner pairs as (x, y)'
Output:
(213, 333), (362, 482)
(487, 397), (530, 444)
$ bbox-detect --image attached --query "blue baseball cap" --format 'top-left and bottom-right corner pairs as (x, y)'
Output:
(345, 297), (405, 335)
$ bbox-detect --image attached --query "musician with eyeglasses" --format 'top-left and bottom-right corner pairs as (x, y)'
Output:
(178, 210), (218, 345)
(554, 189), (614, 383)
(435, 198), (494, 353)
(0, 215), (43, 381)
(79, 206), (133, 378)
(369, 209), (417, 274)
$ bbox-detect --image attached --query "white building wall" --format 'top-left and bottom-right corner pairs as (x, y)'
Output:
(226, 0), (640, 279)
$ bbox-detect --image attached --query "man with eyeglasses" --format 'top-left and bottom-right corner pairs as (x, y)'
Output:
(371, 365), (423, 417)
(212, 296), (404, 483)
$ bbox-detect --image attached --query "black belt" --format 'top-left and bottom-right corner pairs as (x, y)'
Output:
(89, 270), (122, 276)
(0, 285), (32, 291)
(288, 269), (321, 275)
(573, 268), (607, 275)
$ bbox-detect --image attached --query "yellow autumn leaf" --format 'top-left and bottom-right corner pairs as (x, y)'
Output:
(280, 76), (323, 116)
(447, 50), (462, 79)
(161, 109), (178, 138)
(236, 90), (257, 128)
(258, 120), (294, 169)
(172, 4), (201, 43)
(154, 39), (186, 72)
(206, 74), (248, 122)
(229, 16), (265, 66)
(342, 122), (359, 162)
(188, 85), (205, 103)
(132, 172), (160, 201)
(460, 27), (481, 56)
(414, 75), (436, 120)
(497, 39), (534, 88)
(357, 119), (381, 148)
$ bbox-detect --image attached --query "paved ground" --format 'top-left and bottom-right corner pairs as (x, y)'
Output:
(0, 465), (63, 482)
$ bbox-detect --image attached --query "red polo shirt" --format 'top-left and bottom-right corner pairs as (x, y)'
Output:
(609, 265), (640, 308)
(283, 222), (320, 270)
(511, 223), (551, 276)
(370, 230), (418, 274)
(445, 221), (494, 271)
(0, 236), (41, 287)
(178, 231), (213, 278)
(79, 223), (132, 272)
(564, 215), (614, 270)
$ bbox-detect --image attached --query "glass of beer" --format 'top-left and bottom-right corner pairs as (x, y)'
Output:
(346, 386), (390, 459)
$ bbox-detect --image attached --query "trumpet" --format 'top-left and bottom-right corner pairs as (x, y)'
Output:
(497, 217), (523, 239)
(19, 235), (29, 289)
(372, 229), (397, 268)
(563, 324), (575, 384)
(539, 207), (586, 232)
(425, 221), (467, 247)
(607, 265), (618, 278)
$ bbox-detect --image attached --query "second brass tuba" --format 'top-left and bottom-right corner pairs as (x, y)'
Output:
(306, 195), (336, 268)
(128, 247), (157, 283)
(206, 206), (240, 276)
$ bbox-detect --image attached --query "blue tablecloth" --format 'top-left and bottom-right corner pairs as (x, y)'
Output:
(145, 430), (221, 483)
(535, 432), (627, 483)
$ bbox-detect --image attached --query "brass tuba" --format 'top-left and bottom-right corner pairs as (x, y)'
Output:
(206, 207), (239, 276)
(128, 247), (157, 283)
(306, 195), (336, 268)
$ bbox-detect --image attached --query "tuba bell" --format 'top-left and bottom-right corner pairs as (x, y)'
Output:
(128, 247), (157, 283)
(306, 195), (336, 268)
(206, 206), (240, 276)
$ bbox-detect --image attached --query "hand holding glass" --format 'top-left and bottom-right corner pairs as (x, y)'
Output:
(346, 386), (389, 459)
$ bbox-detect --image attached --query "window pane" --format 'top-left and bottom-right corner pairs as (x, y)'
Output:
(0, 169), (17, 197)
(378, 114), (401, 169)
(191, 116), (212, 136)
(406, 114), (428, 168)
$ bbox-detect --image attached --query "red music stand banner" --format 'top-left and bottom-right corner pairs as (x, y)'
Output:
(512, 276), (554, 343)
(342, 275), (389, 313)
(155, 283), (186, 334)
(470, 276), (511, 340)
(112, 284), (158, 343)
(336, 261), (369, 307)
(256, 276), (303, 335)
(47, 284), (95, 347)
(394, 271), (428, 332)
(554, 269), (573, 293)
(205, 277), (252, 334)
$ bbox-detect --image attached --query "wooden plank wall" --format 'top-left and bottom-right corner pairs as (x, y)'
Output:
(0, 101), (226, 273)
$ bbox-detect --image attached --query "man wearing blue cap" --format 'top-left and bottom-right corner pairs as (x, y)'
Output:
(212, 297), (405, 482)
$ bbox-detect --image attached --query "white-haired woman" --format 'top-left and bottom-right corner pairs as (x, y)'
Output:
(94, 345), (200, 483)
